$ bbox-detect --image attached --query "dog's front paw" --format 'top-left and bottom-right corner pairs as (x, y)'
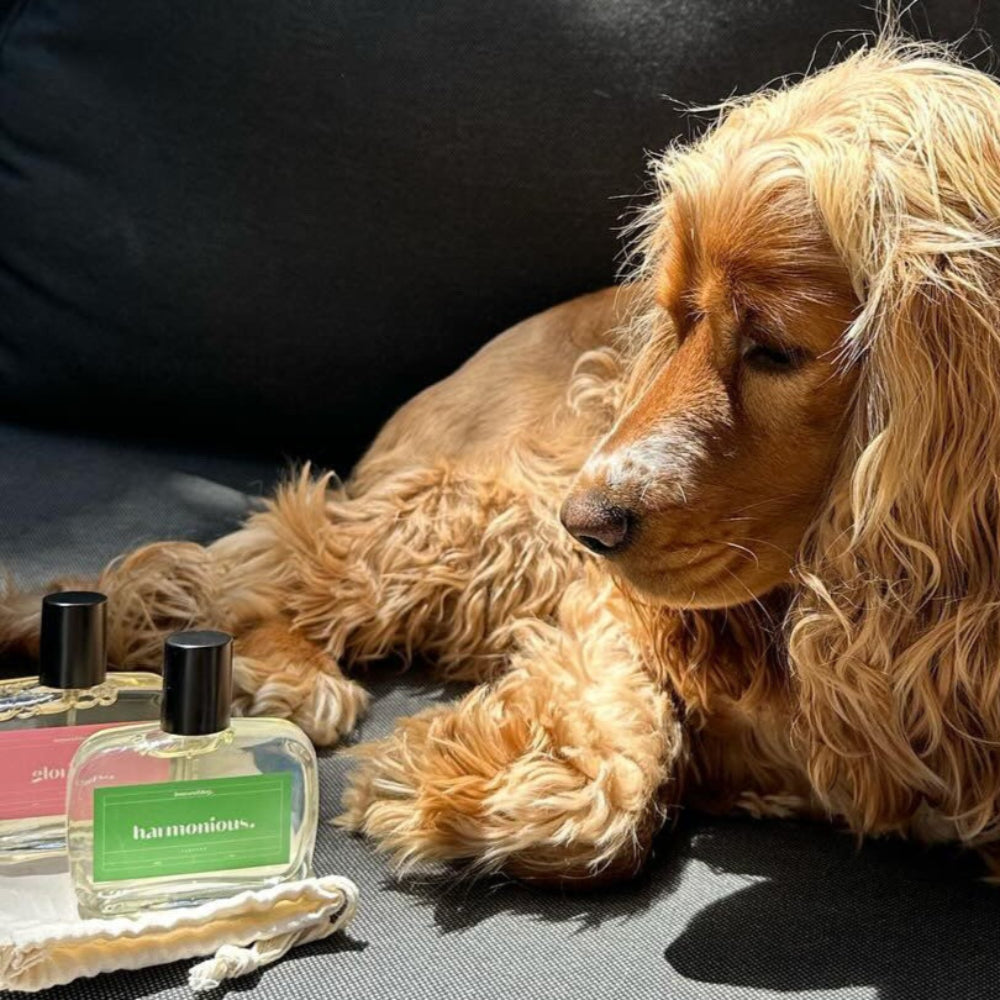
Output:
(337, 679), (669, 884)
(232, 620), (370, 746)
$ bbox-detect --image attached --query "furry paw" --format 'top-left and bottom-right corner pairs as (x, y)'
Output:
(337, 671), (676, 883)
(233, 620), (370, 746)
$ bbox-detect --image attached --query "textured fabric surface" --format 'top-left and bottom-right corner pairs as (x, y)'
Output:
(1, 0), (996, 468)
(19, 670), (1000, 1000)
(0, 422), (279, 591)
(3, 434), (1000, 999)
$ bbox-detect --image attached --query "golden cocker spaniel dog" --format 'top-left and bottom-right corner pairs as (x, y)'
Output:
(6, 35), (1000, 884)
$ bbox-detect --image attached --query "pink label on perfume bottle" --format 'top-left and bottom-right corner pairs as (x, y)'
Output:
(0, 723), (145, 821)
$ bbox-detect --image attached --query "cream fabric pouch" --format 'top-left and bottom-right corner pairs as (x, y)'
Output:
(0, 865), (359, 993)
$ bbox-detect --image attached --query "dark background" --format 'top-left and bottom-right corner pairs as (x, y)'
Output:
(1, 0), (997, 473)
(4, 9), (1000, 998)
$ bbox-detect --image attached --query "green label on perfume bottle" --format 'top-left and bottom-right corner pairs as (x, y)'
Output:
(92, 773), (292, 882)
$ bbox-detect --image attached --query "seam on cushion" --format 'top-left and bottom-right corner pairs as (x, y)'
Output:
(0, 0), (36, 72)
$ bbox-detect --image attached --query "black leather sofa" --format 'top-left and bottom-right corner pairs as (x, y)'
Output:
(2, 2), (999, 997)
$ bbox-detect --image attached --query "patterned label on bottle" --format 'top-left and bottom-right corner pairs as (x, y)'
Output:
(0, 723), (132, 821)
(92, 773), (292, 882)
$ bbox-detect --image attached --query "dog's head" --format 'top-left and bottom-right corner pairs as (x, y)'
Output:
(562, 41), (1000, 620)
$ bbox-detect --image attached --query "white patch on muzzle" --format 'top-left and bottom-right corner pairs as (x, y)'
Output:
(582, 419), (706, 508)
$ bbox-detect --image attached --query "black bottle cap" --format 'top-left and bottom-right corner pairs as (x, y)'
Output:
(39, 591), (108, 689)
(162, 630), (233, 736)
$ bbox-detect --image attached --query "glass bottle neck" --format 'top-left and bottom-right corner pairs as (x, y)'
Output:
(153, 727), (235, 756)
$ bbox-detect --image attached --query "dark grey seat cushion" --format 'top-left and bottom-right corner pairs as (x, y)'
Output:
(0, 422), (279, 590)
(20, 691), (1000, 1000)
(4, 427), (999, 1000)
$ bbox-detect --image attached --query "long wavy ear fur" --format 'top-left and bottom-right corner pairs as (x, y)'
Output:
(789, 40), (1000, 840)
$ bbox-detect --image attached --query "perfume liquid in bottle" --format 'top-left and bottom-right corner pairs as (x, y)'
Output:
(0, 592), (161, 862)
(67, 630), (318, 917)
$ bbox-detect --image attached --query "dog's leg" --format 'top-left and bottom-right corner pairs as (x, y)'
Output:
(1, 458), (584, 745)
(232, 617), (370, 745)
(338, 568), (682, 884)
(252, 464), (585, 684)
(0, 540), (370, 745)
(0, 581), (51, 669)
(0, 544), (227, 674)
(2, 290), (625, 747)
(216, 457), (586, 743)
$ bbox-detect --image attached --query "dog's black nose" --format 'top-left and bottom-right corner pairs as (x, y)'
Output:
(560, 490), (632, 554)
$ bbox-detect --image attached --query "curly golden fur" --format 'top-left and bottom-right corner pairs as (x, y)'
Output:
(5, 33), (1000, 883)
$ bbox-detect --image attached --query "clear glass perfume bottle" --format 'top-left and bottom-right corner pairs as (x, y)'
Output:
(66, 630), (318, 918)
(0, 592), (162, 862)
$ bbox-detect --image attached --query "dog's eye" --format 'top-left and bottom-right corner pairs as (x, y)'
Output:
(740, 336), (804, 373)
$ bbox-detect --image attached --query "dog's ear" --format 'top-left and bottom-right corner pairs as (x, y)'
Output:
(788, 56), (1000, 839)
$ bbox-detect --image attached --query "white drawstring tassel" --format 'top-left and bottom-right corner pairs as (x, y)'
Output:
(187, 876), (360, 993)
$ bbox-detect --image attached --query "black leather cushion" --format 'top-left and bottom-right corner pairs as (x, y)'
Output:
(1, 1), (995, 470)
